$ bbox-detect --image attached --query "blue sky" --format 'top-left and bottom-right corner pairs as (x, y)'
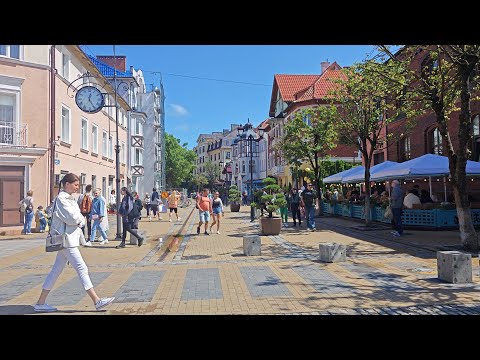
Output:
(84, 45), (376, 149)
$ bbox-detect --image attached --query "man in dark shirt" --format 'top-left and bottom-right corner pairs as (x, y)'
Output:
(390, 179), (404, 237)
(301, 183), (318, 231)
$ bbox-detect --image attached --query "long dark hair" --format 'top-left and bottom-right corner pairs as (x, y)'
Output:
(121, 187), (131, 196)
(61, 173), (79, 187)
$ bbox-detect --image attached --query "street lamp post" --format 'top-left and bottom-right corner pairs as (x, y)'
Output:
(238, 120), (264, 222)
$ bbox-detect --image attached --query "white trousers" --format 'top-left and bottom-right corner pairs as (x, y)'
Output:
(42, 247), (93, 291)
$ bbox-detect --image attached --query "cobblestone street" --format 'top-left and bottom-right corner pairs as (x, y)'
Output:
(0, 206), (479, 315)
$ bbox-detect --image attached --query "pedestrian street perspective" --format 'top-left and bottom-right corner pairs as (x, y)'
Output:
(1, 204), (479, 315)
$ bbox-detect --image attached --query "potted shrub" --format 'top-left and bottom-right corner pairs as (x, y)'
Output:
(228, 185), (241, 212)
(255, 177), (287, 235)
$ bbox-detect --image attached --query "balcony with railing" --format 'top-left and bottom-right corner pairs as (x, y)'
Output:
(0, 122), (27, 147)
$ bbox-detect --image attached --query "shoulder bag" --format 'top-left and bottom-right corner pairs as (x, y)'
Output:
(45, 196), (67, 252)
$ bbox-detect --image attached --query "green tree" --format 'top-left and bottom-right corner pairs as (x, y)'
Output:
(228, 184), (241, 204)
(192, 174), (208, 192)
(253, 177), (287, 218)
(330, 60), (408, 225)
(204, 161), (221, 190)
(165, 133), (196, 188)
(379, 45), (480, 251)
(279, 106), (339, 214)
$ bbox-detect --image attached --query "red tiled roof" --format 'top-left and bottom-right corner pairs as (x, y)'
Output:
(275, 75), (320, 102)
(294, 62), (346, 102)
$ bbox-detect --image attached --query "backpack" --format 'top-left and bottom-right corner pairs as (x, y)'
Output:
(128, 196), (140, 220)
(80, 194), (92, 215)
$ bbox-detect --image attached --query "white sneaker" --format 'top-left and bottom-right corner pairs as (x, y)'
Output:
(99, 239), (109, 245)
(95, 297), (115, 310)
(34, 303), (57, 312)
(217, 231), (221, 235)
(169, 219), (172, 222)
(149, 217), (151, 221)
(83, 241), (92, 247)
(177, 218), (181, 221)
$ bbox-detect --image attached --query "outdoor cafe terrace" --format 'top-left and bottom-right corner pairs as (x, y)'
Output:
(322, 154), (480, 229)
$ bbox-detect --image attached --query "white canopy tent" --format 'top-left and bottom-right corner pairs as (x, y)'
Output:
(370, 154), (480, 181)
(322, 165), (364, 184)
(370, 154), (480, 201)
(342, 161), (398, 183)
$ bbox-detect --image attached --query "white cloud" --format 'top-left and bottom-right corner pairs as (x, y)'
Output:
(170, 104), (189, 116)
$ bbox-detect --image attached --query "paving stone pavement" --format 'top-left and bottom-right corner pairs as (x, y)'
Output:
(0, 205), (479, 315)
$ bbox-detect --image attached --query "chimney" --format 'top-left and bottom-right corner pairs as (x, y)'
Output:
(97, 55), (127, 72)
(321, 61), (330, 74)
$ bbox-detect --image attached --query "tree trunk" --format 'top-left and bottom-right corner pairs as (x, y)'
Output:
(453, 187), (478, 250)
(363, 154), (371, 226)
(450, 61), (479, 251)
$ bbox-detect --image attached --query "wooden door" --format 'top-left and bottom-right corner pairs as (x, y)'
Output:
(0, 178), (24, 226)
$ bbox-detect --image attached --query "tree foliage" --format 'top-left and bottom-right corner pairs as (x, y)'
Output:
(253, 177), (287, 218)
(330, 60), (409, 225)
(204, 161), (221, 190)
(378, 45), (480, 250)
(192, 174), (208, 190)
(279, 106), (339, 213)
(165, 133), (196, 188)
(228, 185), (241, 204)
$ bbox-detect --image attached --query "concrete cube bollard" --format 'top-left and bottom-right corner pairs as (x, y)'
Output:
(319, 243), (346, 263)
(437, 251), (472, 283)
(129, 230), (146, 245)
(243, 235), (261, 256)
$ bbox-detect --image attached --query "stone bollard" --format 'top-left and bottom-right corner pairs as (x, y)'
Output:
(437, 251), (472, 283)
(243, 235), (261, 256)
(129, 230), (146, 245)
(319, 243), (346, 263)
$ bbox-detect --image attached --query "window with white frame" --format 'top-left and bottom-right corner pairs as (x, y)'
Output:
(0, 93), (15, 145)
(81, 118), (88, 150)
(102, 131), (107, 156)
(61, 106), (71, 143)
(135, 118), (142, 135)
(62, 53), (70, 81)
(0, 45), (20, 59)
(80, 173), (86, 193)
(134, 148), (143, 165)
(225, 151), (231, 159)
(121, 141), (125, 164)
(108, 135), (113, 159)
(91, 124), (98, 154)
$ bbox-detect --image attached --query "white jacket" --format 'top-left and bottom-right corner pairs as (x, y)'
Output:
(51, 191), (85, 248)
(99, 195), (109, 231)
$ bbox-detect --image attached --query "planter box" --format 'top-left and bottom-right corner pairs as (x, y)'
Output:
(259, 217), (282, 235)
(230, 203), (241, 212)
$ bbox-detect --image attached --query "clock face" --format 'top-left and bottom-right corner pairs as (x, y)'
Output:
(75, 86), (104, 114)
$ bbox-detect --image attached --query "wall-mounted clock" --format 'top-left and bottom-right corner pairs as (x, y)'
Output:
(75, 86), (105, 114)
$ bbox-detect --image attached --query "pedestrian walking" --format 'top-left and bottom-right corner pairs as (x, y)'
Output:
(109, 189), (116, 213)
(33, 173), (115, 312)
(88, 188), (109, 246)
(196, 188), (212, 235)
(150, 188), (162, 220)
(19, 190), (34, 235)
(77, 185), (93, 241)
(209, 191), (224, 234)
(279, 190), (289, 227)
(289, 188), (302, 226)
(168, 190), (180, 222)
(390, 179), (404, 237)
(116, 187), (144, 248)
(143, 192), (151, 220)
(301, 183), (318, 231)
(131, 191), (144, 229)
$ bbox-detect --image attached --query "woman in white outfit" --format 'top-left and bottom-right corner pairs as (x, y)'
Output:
(34, 173), (115, 312)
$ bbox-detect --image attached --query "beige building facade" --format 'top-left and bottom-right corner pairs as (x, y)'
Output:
(0, 45), (129, 232)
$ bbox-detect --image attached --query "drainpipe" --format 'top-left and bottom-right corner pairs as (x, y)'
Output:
(49, 45), (56, 203)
